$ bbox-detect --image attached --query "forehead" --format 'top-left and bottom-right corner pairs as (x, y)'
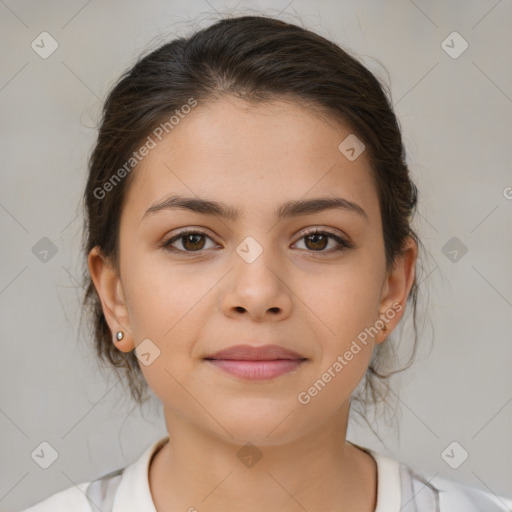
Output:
(122, 96), (380, 225)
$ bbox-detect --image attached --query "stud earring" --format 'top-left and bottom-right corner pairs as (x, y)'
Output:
(115, 331), (124, 342)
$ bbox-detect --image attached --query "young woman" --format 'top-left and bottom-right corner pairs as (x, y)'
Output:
(21, 14), (512, 512)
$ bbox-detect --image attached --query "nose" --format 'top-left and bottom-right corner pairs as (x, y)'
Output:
(220, 251), (293, 322)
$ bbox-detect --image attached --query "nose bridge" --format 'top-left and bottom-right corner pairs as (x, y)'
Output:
(235, 232), (282, 291)
(231, 208), (281, 267)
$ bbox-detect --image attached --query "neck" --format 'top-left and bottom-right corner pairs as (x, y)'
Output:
(148, 402), (377, 512)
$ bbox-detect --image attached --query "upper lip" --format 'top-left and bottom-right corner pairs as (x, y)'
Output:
(205, 344), (306, 361)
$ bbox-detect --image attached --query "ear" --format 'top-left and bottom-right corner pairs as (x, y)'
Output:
(88, 246), (134, 353)
(375, 236), (418, 344)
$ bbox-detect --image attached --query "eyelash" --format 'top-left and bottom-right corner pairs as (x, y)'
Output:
(161, 228), (353, 256)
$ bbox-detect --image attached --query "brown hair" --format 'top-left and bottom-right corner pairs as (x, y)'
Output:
(81, 14), (424, 431)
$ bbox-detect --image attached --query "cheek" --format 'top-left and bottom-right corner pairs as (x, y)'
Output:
(313, 262), (383, 333)
(122, 242), (198, 332)
(120, 250), (207, 382)
(303, 256), (384, 381)
(128, 264), (210, 405)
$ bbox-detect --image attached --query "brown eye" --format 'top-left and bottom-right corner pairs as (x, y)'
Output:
(181, 233), (206, 251)
(163, 231), (215, 253)
(304, 232), (329, 251)
(294, 229), (352, 254)
(162, 228), (352, 256)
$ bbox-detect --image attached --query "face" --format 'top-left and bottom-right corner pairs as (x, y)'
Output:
(89, 96), (416, 446)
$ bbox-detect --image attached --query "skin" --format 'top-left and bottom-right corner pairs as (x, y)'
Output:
(89, 96), (417, 512)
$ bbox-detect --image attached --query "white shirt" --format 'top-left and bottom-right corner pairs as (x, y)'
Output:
(20, 435), (512, 512)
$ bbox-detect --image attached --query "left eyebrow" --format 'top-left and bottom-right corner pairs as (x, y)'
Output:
(141, 194), (368, 223)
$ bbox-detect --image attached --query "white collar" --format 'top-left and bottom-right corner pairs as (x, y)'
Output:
(363, 447), (402, 511)
(112, 436), (168, 512)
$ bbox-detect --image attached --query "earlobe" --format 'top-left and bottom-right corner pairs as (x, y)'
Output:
(87, 246), (134, 352)
(376, 236), (418, 343)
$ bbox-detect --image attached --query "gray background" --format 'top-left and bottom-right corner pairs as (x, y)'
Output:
(1, 0), (511, 510)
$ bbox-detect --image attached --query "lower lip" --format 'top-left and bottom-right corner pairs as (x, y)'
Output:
(206, 359), (305, 380)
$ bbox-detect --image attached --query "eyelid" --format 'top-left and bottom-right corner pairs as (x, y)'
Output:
(295, 226), (351, 243)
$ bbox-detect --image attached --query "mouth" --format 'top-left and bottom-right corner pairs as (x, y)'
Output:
(204, 344), (307, 381)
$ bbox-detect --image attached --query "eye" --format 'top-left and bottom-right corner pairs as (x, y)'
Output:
(162, 230), (217, 254)
(161, 228), (353, 256)
(293, 229), (352, 254)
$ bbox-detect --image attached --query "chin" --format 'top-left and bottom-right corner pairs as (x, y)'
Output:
(209, 407), (310, 447)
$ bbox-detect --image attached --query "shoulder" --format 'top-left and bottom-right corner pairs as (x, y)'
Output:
(19, 481), (91, 512)
(401, 462), (512, 512)
(19, 435), (168, 512)
(431, 473), (512, 512)
(19, 468), (124, 512)
(362, 444), (512, 512)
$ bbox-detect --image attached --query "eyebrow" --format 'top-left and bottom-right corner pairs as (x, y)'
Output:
(141, 194), (368, 223)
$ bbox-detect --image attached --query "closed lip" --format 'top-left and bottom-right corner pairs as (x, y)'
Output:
(204, 344), (306, 361)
